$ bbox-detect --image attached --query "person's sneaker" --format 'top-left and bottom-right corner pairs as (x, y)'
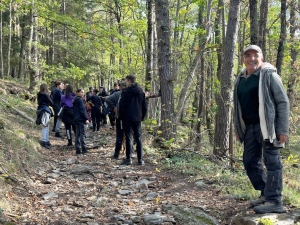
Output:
(250, 196), (266, 207)
(46, 141), (52, 147)
(253, 201), (286, 214)
(55, 132), (63, 138)
(121, 158), (132, 165)
(40, 141), (50, 149)
(138, 160), (145, 165)
(82, 149), (88, 154)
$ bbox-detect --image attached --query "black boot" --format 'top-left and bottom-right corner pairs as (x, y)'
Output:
(67, 139), (72, 146)
(55, 132), (63, 138)
(40, 141), (50, 149)
(82, 148), (88, 154)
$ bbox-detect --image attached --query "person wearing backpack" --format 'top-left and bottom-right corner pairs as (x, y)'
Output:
(60, 84), (76, 146)
(37, 84), (53, 149)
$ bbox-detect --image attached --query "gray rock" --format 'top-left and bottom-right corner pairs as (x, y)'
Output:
(132, 216), (143, 223)
(71, 165), (92, 174)
(232, 213), (300, 225)
(118, 190), (133, 195)
(48, 173), (60, 179)
(195, 181), (206, 187)
(114, 214), (126, 221)
(93, 197), (109, 207)
(146, 192), (159, 200)
(143, 214), (164, 225)
(81, 213), (95, 219)
(0, 216), (6, 223)
(162, 205), (218, 225)
(46, 178), (57, 183)
(42, 192), (58, 200)
(87, 223), (99, 225)
(66, 158), (77, 165)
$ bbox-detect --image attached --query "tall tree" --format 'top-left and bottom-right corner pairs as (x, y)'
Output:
(0, 6), (3, 79)
(249, 0), (258, 45)
(155, 0), (174, 139)
(276, 0), (287, 75)
(258, 0), (268, 59)
(213, 0), (240, 156)
(287, 0), (298, 108)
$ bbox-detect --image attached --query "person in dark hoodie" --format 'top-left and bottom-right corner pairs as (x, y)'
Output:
(37, 84), (53, 149)
(60, 84), (76, 146)
(51, 80), (64, 137)
(86, 89), (103, 132)
(119, 75), (147, 165)
(73, 88), (89, 154)
(105, 79), (133, 159)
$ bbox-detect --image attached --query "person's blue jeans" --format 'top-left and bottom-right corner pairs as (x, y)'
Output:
(243, 123), (283, 203)
(42, 124), (49, 142)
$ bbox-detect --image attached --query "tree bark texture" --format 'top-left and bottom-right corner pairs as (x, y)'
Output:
(276, 0), (287, 75)
(258, 0), (268, 59)
(213, 0), (240, 156)
(287, 0), (298, 109)
(249, 0), (258, 45)
(155, 0), (175, 140)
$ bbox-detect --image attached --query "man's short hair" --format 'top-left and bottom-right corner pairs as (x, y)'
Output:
(55, 81), (62, 87)
(125, 75), (136, 84)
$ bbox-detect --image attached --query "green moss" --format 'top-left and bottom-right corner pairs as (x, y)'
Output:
(195, 215), (214, 225)
(258, 218), (274, 225)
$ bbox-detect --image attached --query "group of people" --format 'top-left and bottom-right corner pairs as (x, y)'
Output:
(36, 44), (290, 214)
(36, 75), (147, 165)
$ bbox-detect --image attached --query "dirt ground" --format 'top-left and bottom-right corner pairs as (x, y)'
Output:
(0, 126), (281, 225)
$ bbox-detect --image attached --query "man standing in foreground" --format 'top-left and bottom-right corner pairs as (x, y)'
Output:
(233, 45), (289, 214)
(119, 75), (147, 165)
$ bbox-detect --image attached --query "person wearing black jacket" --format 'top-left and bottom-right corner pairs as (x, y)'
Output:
(51, 80), (64, 137)
(37, 84), (53, 149)
(119, 75), (147, 165)
(87, 89), (103, 132)
(73, 88), (89, 154)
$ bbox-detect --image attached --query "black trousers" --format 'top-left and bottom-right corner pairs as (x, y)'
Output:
(243, 123), (283, 203)
(91, 108), (101, 131)
(123, 120), (143, 160)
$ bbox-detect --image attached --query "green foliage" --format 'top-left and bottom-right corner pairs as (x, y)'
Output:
(258, 218), (274, 225)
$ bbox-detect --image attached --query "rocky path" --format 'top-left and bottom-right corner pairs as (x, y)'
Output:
(0, 128), (276, 225)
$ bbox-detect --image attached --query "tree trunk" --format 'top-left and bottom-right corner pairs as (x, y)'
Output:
(275, 0), (287, 75)
(155, 0), (175, 140)
(249, 0), (258, 45)
(18, 15), (27, 79)
(7, 0), (12, 77)
(175, 0), (212, 124)
(29, 0), (39, 91)
(258, 0), (268, 59)
(0, 8), (3, 79)
(287, 0), (298, 109)
(213, 0), (240, 157)
(194, 57), (205, 150)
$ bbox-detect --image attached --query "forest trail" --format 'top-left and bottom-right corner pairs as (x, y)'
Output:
(0, 126), (252, 225)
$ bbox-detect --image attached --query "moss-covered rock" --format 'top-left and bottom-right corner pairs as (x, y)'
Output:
(162, 205), (219, 225)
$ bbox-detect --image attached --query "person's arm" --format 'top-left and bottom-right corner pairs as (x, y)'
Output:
(270, 72), (290, 142)
(47, 94), (54, 106)
(141, 93), (147, 121)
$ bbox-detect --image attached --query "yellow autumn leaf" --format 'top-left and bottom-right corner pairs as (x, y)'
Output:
(155, 197), (160, 203)
(155, 168), (160, 172)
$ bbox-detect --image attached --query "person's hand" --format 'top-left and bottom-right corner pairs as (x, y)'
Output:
(113, 107), (116, 113)
(85, 120), (89, 124)
(277, 134), (288, 144)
